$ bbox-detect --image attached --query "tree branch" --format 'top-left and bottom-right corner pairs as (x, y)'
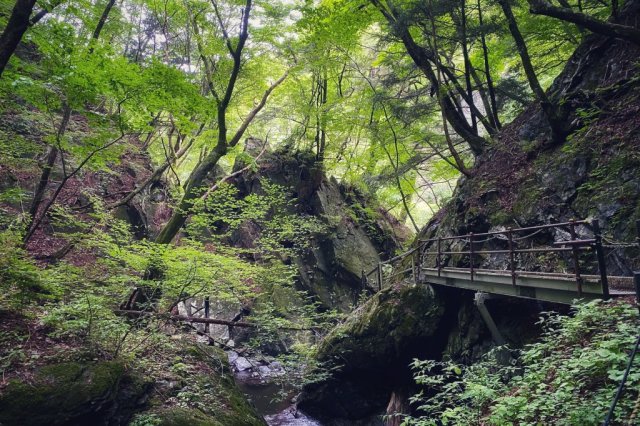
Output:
(228, 70), (288, 147)
(528, 0), (640, 45)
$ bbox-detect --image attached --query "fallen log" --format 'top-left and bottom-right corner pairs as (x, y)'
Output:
(114, 309), (316, 331)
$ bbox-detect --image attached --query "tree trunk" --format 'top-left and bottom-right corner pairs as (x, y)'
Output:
(24, 106), (71, 238)
(154, 147), (226, 244)
(369, 0), (487, 155)
(459, 0), (477, 133)
(497, 0), (567, 141)
(477, 0), (501, 129)
(315, 69), (328, 161)
(0, 0), (37, 77)
(93, 0), (118, 41)
(154, 67), (287, 244)
(528, 0), (640, 45)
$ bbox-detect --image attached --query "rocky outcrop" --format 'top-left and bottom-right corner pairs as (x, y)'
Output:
(0, 344), (265, 426)
(0, 361), (151, 426)
(137, 344), (266, 426)
(228, 146), (409, 312)
(296, 283), (546, 424)
(297, 284), (448, 423)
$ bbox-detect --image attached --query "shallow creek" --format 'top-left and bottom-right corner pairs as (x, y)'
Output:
(227, 350), (322, 425)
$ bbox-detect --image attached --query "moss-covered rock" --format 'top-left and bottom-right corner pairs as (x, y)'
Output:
(298, 284), (447, 422)
(228, 145), (409, 312)
(0, 360), (150, 426)
(136, 344), (265, 426)
(154, 407), (220, 426)
(189, 345), (265, 426)
(0, 344), (265, 426)
(316, 284), (446, 371)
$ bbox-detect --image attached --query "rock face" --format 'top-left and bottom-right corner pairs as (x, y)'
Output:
(229, 147), (409, 312)
(0, 344), (265, 426)
(141, 344), (266, 426)
(296, 283), (545, 424)
(297, 284), (448, 423)
(0, 361), (150, 426)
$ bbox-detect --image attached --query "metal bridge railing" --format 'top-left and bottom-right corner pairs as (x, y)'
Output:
(361, 219), (640, 300)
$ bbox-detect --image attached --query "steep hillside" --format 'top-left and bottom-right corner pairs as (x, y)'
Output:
(423, 5), (640, 275)
(297, 3), (640, 424)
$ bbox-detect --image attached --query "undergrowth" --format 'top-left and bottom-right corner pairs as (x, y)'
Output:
(402, 300), (640, 426)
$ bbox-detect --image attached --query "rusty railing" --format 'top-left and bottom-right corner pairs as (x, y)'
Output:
(361, 219), (640, 300)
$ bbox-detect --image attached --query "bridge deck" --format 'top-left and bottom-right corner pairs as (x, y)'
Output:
(420, 267), (635, 304)
(365, 220), (639, 305)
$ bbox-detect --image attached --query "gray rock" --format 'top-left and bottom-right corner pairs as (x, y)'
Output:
(235, 357), (253, 371)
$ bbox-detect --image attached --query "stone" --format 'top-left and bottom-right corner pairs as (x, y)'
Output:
(0, 361), (150, 426)
(234, 356), (253, 371)
(227, 350), (239, 364)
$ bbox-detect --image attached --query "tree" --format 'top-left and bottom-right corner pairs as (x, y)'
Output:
(496, 0), (568, 141)
(369, 0), (492, 156)
(528, 0), (640, 45)
(154, 0), (288, 244)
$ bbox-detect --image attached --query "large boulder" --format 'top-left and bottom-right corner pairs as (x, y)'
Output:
(0, 361), (151, 426)
(297, 284), (447, 423)
(228, 147), (409, 312)
(136, 344), (266, 426)
(0, 344), (265, 426)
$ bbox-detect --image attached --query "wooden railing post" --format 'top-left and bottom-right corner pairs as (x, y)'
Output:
(469, 232), (475, 281)
(377, 263), (383, 292)
(634, 272), (640, 315)
(412, 249), (417, 285)
(361, 269), (367, 293)
(437, 237), (442, 277)
(204, 296), (210, 334)
(592, 219), (609, 299)
(508, 227), (516, 287)
(569, 220), (583, 297)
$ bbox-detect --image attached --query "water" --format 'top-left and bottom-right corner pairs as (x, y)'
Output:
(235, 375), (322, 425)
(264, 408), (322, 425)
(235, 376), (296, 415)
(228, 351), (323, 425)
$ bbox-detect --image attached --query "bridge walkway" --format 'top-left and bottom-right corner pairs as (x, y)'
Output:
(363, 219), (639, 305)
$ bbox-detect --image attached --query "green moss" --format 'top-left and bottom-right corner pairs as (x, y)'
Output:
(0, 361), (125, 426)
(485, 199), (513, 226)
(511, 182), (544, 219)
(317, 285), (445, 369)
(157, 407), (223, 426)
(172, 344), (265, 426)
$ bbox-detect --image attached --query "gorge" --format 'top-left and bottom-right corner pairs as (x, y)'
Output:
(1, 0), (640, 425)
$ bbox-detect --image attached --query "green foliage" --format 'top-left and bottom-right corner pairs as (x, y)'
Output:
(0, 231), (50, 308)
(189, 181), (326, 258)
(403, 300), (640, 426)
(130, 413), (161, 426)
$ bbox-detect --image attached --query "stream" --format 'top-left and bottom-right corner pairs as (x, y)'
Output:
(227, 350), (322, 426)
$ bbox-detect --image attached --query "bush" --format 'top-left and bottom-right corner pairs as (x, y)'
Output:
(404, 300), (640, 426)
(0, 230), (50, 309)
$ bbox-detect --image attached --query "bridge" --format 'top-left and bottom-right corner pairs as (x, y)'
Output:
(363, 219), (639, 305)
